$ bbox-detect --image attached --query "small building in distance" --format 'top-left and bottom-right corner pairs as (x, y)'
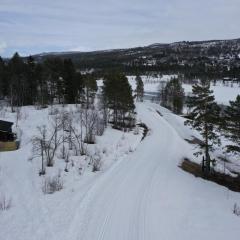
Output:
(0, 120), (18, 151)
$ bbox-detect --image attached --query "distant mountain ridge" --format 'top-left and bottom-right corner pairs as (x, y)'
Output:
(31, 38), (240, 74)
(34, 38), (240, 56)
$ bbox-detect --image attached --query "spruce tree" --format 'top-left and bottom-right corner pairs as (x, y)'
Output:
(224, 95), (240, 155)
(63, 59), (76, 104)
(135, 75), (144, 102)
(25, 56), (38, 105)
(185, 79), (220, 174)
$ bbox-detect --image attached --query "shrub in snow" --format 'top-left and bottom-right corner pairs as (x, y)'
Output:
(83, 109), (100, 144)
(0, 193), (12, 211)
(39, 168), (46, 176)
(95, 118), (105, 136)
(78, 163), (84, 175)
(64, 152), (70, 172)
(92, 155), (102, 172)
(92, 160), (101, 172)
(42, 175), (63, 194)
(233, 203), (240, 216)
(102, 147), (107, 154)
(32, 117), (63, 168)
(84, 133), (96, 144)
(48, 106), (59, 115)
(133, 126), (139, 135)
(128, 146), (134, 153)
(59, 144), (67, 160)
(68, 116), (87, 156)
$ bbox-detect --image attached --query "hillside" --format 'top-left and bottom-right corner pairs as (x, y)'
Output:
(31, 38), (240, 77)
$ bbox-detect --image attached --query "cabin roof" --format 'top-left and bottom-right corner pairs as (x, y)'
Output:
(0, 120), (14, 133)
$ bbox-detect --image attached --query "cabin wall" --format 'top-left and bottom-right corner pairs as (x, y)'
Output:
(0, 141), (18, 151)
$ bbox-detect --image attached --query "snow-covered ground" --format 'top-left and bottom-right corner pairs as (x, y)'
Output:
(125, 76), (240, 105)
(145, 102), (240, 176)
(0, 105), (143, 239)
(183, 82), (240, 105)
(0, 102), (240, 240)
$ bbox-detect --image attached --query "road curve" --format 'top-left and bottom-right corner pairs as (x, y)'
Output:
(66, 103), (238, 240)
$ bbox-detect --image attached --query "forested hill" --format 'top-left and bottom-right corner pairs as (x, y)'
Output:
(30, 38), (240, 78)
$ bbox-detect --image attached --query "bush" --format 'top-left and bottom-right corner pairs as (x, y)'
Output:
(92, 156), (102, 172)
(42, 175), (63, 194)
(233, 203), (240, 216)
(0, 193), (12, 211)
(84, 133), (96, 144)
(48, 106), (59, 115)
(95, 119), (105, 136)
(133, 126), (139, 135)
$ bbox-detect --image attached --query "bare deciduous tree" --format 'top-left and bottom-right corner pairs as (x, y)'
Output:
(32, 115), (63, 171)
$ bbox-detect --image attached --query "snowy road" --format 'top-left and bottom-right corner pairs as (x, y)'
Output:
(64, 103), (239, 240)
(1, 103), (239, 240)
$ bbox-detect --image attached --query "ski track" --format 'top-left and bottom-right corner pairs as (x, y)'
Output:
(64, 103), (188, 240)
(2, 102), (240, 240)
(64, 102), (240, 240)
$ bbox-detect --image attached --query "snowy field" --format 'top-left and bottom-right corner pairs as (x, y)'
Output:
(0, 101), (240, 240)
(183, 82), (240, 105)
(126, 76), (240, 105)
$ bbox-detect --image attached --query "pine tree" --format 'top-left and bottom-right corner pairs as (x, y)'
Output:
(103, 72), (135, 128)
(163, 78), (184, 114)
(224, 95), (240, 155)
(25, 56), (38, 105)
(35, 63), (48, 108)
(185, 79), (220, 174)
(8, 52), (26, 110)
(83, 74), (97, 109)
(0, 56), (6, 97)
(43, 58), (64, 104)
(158, 81), (167, 107)
(63, 59), (77, 104)
(135, 75), (144, 102)
(74, 72), (84, 104)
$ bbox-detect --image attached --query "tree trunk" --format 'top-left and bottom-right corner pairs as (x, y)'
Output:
(204, 122), (210, 174)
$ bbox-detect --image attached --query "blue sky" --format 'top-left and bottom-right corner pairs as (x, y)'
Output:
(0, 0), (239, 57)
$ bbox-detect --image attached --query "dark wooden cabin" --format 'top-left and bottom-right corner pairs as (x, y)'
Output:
(0, 120), (15, 142)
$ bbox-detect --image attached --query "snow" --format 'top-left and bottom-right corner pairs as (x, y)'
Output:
(127, 75), (176, 92)
(0, 105), (143, 240)
(98, 76), (240, 106)
(97, 75), (176, 93)
(0, 102), (240, 240)
(183, 83), (240, 105)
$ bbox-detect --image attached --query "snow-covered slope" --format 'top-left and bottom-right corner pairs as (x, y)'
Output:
(0, 105), (143, 240)
(0, 103), (239, 240)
